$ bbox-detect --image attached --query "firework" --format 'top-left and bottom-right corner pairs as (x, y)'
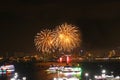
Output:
(55, 23), (81, 52)
(34, 29), (55, 53)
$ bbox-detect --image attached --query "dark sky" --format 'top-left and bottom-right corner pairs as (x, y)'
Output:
(0, 0), (120, 52)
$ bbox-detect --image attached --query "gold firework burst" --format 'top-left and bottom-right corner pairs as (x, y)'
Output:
(34, 29), (55, 53)
(55, 23), (81, 52)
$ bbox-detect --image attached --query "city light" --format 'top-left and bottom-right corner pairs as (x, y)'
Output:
(85, 73), (89, 80)
(102, 69), (106, 74)
(85, 73), (89, 77)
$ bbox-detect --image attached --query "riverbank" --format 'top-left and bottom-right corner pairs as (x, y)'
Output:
(34, 62), (75, 69)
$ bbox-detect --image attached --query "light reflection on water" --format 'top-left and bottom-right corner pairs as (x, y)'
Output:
(0, 63), (81, 80)
(0, 61), (120, 80)
(35, 70), (81, 80)
(0, 64), (27, 80)
(0, 71), (26, 80)
(45, 66), (82, 80)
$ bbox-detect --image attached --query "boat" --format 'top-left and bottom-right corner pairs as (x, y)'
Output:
(0, 64), (15, 74)
(46, 64), (82, 77)
(59, 65), (82, 77)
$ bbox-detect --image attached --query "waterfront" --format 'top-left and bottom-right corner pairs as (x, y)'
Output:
(0, 61), (120, 80)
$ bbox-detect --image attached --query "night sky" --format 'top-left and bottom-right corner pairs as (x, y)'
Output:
(0, 0), (120, 53)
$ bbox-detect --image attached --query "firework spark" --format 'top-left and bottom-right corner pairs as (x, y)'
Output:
(55, 23), (81, 52)
(34, 29), (55, 53)
(34, 23), (81, 53)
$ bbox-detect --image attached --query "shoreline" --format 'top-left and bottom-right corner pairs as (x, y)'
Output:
(35, 62), (74, 69)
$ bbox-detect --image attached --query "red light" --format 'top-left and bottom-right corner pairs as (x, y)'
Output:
(66, 56), (70, 63)
(59, 57), (62, 63)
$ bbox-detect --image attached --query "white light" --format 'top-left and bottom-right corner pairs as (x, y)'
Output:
(10, 78), (15, 80)
(94, 75), (98, 79)
(15, 72), (18, 75)
(53, 78), (57, 80)
(102, 69), (106, 74)
(7, 69), (15, 72)
(23, 77), (26, 80)
(115, 76), (120, 79)
(101, 74), (106, 78)
(85, 73), (89, 77)
(14, 72), (18, 79)
(61, 71), (81, 76)
(53, 77), (79, 80)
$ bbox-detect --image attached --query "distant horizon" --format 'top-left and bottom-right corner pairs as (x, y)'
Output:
(0, 47), (119, 56)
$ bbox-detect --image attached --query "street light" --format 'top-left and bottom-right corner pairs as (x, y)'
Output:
(102, 69), (106, 74)
(101, 69), (106, 79)
(85, 73), (89, 80)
